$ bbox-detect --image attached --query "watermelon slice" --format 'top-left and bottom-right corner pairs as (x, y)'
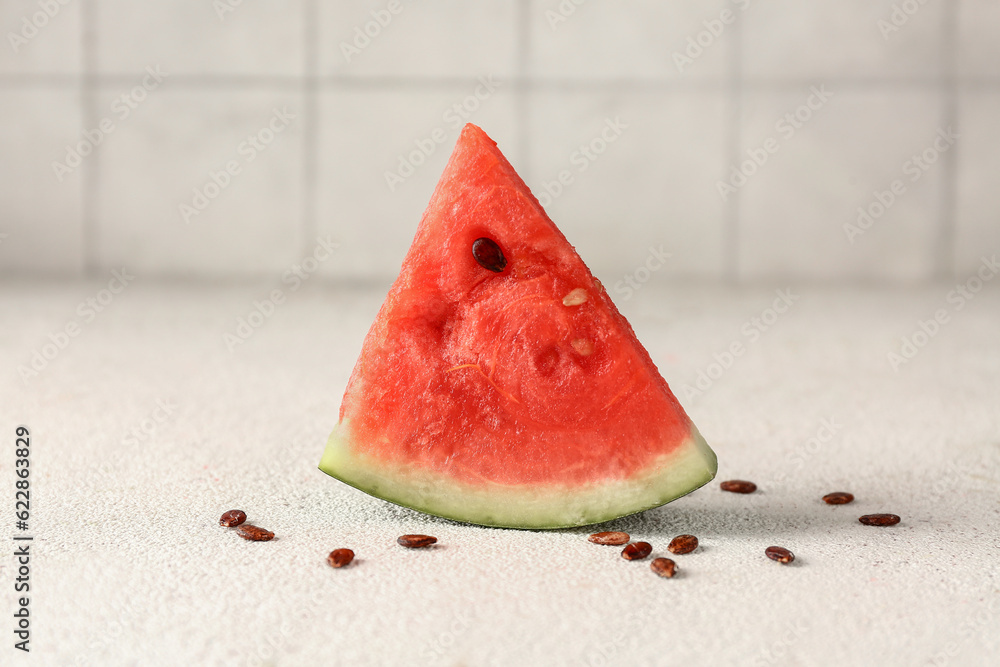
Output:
(319, 124), (716, 529)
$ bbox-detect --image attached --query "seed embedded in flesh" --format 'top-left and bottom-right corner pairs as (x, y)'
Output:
(621, 542), (653, 561)
(472, 237), (506, 273)
(397, 534), (438, 548)
(765, 546), (795, 564)
(219, 509), (247, 527)
(720, 479), (757, 494)
(327, 548), (355, 568)
(823, 492), (855, 505)
(650, 557), (677, 578)
(859, 513), (900, 526)
(235, 524), (274, 541)
(588, 531), (630, 546)
(667, 534), (699, 554)
(562, 288), (589, 306)
(571, 338), (595, 356)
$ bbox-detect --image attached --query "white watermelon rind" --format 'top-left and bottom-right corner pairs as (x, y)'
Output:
(318, 419), (718, 529)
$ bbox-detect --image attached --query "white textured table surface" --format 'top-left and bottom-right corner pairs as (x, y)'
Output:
(3, 280), (999, 667)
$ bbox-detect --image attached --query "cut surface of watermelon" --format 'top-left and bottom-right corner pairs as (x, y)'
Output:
(319, 124), (716, 528)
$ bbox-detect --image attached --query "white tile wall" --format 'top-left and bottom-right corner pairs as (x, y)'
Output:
(738, 89), (944, 283)
(742, 1), (946, 81)
(0, 88), (85, 274)
(320, 1), (518, 78)
(95, 1), (306, 77)
(0, 0), (81, 75)
(528, 0), (732, 81)
(956, 90), (1000, 275)
(0, 1), (997, 283)
(94, 88), (304, 276)
(958, 0), (1000, 80)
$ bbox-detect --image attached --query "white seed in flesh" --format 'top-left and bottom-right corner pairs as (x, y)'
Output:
(571, 339), (595, 356)
(562, 288), (588, 307)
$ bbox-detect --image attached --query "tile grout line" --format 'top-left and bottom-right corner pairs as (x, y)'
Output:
(301, 0), (319, 256)
(723, 13), (743, 285)
(939, 0), (959, 281)
(80, 0), (98, 277)
(4, 74), (998, 91)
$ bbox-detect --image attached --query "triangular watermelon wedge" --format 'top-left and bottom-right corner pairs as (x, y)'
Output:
(319, 124), (717, 529)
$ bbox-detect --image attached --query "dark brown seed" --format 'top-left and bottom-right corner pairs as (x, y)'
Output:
(667, 534), (699, 554)
(235, 524), (274, 541)
(621, 541), (653, 561)
(219, 509), (247, 527)
(859, 513), (900, 526)
(765, 546), (795, 564)
(650, 557), (677, 578)
(588, 531), (630, 546)
(327, 548), (355, 568)
(720, 479), (757, 494)
(472, 237), (507, 273)
(822, 492), (855, 505)
(397, 534), (437, 548)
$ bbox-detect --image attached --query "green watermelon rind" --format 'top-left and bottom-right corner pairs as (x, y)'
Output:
(318, 419), (718, 530)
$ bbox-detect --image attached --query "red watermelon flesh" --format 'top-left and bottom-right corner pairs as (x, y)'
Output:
(319, 124), (716, 528)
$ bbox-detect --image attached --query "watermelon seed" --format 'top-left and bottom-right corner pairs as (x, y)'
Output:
(219, 509), (247, 527)
(822, 492), (855, 505)
(472, 238), (506, 272)
(397, 534), (438, 548)
(720, 479), (757, 494)
(667, 534), (699, 555)
(562, 288), (589, 306)
(765, 546), (795, 564)
(235, 524), (274, 542)
(650, 557), (678, 578)
(859, 513), (901, 526)
(621, 542), (653, 561)
(571, 338), (595, 356)
(588, 531), (630, 546)
(327, 548), (355, 568)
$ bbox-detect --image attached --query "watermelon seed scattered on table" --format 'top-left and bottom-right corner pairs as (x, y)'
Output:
(318, 123), (717, 529)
